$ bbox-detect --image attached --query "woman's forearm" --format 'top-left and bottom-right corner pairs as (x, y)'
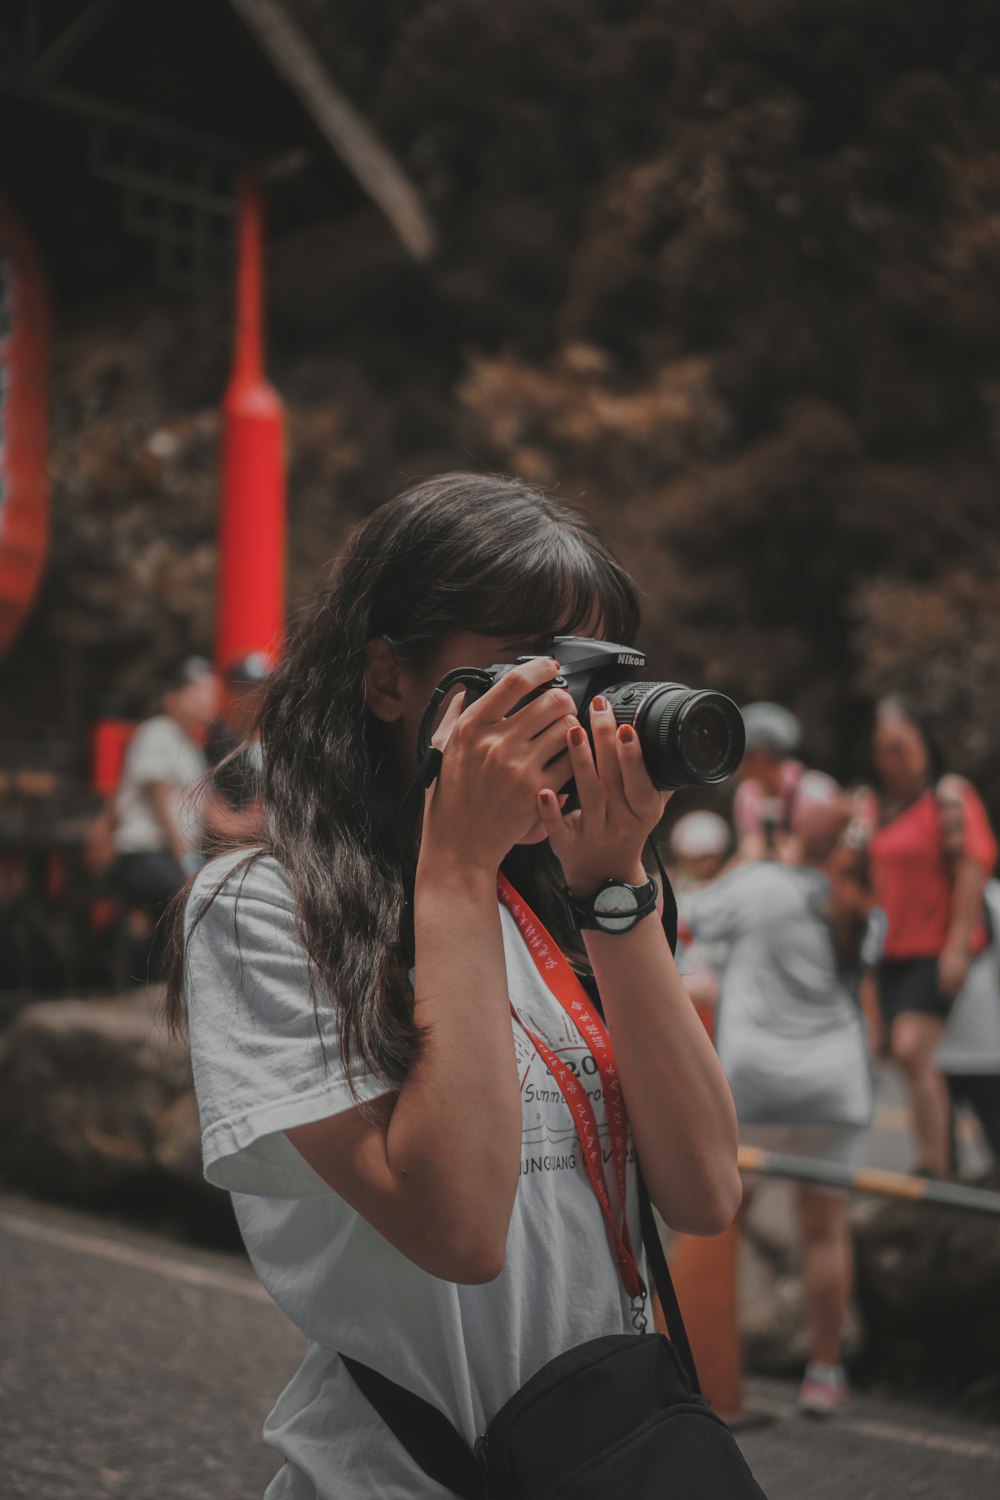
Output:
(584, 896), (741, 1236)
(385, 851), (522, 1275)
(947, 856), (987, 950)
(147, 781), (189, 861)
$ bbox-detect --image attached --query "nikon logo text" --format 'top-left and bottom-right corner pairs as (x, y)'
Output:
(616, 654), (644, 667)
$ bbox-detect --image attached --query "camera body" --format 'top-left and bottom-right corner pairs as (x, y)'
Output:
(462, 636), (745, 791)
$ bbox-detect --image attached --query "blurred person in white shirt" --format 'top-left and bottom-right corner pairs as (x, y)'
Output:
(112, 656), (219, 977)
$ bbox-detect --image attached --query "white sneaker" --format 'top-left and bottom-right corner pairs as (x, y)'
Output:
(798, 1363), (851, 1417)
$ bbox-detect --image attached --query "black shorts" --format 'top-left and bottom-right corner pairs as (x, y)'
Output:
(878, 956), (950, 1026)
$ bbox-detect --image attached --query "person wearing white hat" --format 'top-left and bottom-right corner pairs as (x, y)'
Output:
(670, 810), (731, 867)
(733, 701), (807, 863)
(111, 656), (221, 976)
(669, 812), (732, 1011)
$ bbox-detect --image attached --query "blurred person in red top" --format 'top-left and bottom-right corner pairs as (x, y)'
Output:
(864, 697), (998, 1177)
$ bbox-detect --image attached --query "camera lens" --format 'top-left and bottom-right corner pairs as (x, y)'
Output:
(648, 687), (744, 788)
(677, 697), (735, 780)
(605, 681), (745, 789)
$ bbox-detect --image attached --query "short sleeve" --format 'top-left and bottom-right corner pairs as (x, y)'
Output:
(184, 852), (392, 1198)
(688, 863), (789, 945)
(125, 719), (183, 786)
(687, 867), (749, 944)
(960, 783), (998, 872)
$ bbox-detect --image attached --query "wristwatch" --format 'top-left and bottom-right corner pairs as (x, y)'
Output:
(565, 875), (658, 935)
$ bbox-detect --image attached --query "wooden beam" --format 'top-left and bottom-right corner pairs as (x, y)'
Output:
(34, 0), (132, 85)
(0, 75), (250, 162)
(228, 0), (437, 263)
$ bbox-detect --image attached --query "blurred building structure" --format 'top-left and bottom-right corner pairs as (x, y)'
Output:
(1, 0), (999, 926)
(0, 0), (434, 989)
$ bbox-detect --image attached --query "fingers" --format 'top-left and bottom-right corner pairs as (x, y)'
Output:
(514, 685), (577, 738)
(588, 696), (625, 803)
(537, 787), (571, 848)
(616, 720), (668, 820)
(531, 716), (578, 772)
(564, 721), (604, 818)
(468, 656), (562, 724)
(431, 689), (466, 750)
(538, 748), (572, 790)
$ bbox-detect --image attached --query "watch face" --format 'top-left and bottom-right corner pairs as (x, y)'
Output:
(593, 883), (641, 933)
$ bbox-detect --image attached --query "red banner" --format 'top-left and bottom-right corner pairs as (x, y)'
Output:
(0, 199), (51, 657)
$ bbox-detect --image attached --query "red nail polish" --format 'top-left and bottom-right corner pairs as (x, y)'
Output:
(619, 724), (635, 744)
(592, 695), (609, 713)
(569, 725), (586, 747)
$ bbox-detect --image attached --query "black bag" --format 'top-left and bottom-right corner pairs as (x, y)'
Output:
(340, 1176), (767, 1499)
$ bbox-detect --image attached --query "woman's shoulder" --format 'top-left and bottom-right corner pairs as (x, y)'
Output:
(186, 848), (297, 929)
(184, 850), (308, 994)
(687, 859), (791, 935)
(718, 860), (794, 898)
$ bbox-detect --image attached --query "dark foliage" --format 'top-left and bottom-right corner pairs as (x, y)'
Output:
(6, 0), (1000, 812)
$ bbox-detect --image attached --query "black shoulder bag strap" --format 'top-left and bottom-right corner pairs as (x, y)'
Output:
(345, 834), (699, 1492)
(337, 1353), (484, 1499)
(337, 1169), (698, 1498)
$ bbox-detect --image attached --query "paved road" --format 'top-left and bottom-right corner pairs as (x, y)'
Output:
(3, 1190), (999, 1499)
(1, 1193), (295, 1500)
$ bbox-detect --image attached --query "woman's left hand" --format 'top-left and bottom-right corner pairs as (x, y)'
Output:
(537, 695), (671, 895)
(938, 940), (971, 1003)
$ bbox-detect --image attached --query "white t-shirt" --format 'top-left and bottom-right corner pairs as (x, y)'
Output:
(113, 715), (207, 854)
(689, 863), (874, 1129)
(184, 851), (645, 1500)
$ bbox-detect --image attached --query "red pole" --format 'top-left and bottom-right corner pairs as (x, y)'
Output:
(0, 199), (52, 658)
(216, 178), (286, 675)
(660, 998), (746, 1421)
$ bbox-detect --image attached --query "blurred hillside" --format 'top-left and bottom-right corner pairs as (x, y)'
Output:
(5, 0), (1000, 801)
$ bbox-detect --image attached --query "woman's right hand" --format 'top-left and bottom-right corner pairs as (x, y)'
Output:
(419, 656), (576, 875)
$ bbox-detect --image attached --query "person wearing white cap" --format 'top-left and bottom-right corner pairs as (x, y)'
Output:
(669, 812), (731, 1011)
(670, 810), (731, 869)
(111, 656), (220, 977)
(688, 775), (881, 1417)
(733, 701), (807, 863)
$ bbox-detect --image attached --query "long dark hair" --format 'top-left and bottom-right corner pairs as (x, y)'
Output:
(873, 694), (945, 789)
(166, 473), (640, 1091)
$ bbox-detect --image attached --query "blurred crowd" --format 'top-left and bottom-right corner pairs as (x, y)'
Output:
(92, 665), (1000, 1418)
(670, 698), (1000, 1415)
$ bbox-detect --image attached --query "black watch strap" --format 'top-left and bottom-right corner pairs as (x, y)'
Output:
(566, 875), (658, 934)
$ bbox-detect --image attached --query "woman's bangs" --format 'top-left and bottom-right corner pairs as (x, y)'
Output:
(467, 529), (639, 647)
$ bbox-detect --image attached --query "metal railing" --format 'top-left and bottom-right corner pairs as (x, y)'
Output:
(738, 1146), (1000, 1217)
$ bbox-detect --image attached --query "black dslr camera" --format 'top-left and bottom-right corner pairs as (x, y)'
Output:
(416, 636), (745, 790)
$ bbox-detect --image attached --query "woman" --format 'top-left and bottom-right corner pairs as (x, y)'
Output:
(688, 779), (878, 1417)
(866, 698), (998, 1178)
(670, 810), (731, 1015)
(167, 474), (741, 1498)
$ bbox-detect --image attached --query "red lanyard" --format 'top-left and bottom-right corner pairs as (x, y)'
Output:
(497, 874), (646, 1309)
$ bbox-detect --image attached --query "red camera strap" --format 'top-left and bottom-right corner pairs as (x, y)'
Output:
(497, 874), (646, 1305)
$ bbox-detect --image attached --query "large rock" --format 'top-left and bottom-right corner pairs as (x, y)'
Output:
(0, 988), (206, 1205)
(853, 1173), (1000, 1409)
